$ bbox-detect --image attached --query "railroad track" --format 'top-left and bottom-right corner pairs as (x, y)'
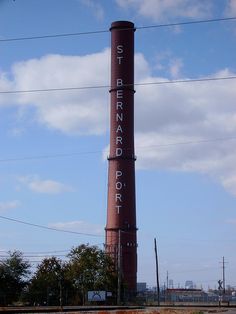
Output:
(0, 305), (143, 313)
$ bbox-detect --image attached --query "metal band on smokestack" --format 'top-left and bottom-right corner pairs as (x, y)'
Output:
(105, 21), (137, 295)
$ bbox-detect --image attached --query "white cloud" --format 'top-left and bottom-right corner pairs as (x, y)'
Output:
(49, 220), (103, 235)
(8, 127), (25, 137)
(134, 68), (236, 195)
(18, 175), (73, 194)
(5, 49), (110, 135)
(116, 0), (213, 21)
(0, 71), (15, 106)
(169, 58), (183, 78)
(225, 0), (236, 16)
(0, 200), (20, 213)
(226, 219), (236, 225)
(222, 175), (236, 196)
(2, 50), (236, 196)
(79, 0), (104, 20)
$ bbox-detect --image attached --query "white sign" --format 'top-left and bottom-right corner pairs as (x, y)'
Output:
(88, 291), (106, 302)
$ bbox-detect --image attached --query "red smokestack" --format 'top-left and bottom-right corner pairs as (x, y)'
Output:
(105, 21), (137, 294)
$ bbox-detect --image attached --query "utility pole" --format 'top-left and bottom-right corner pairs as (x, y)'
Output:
(154, 238), (160, 306)
(222, 256), (226, 294)
(59, 277), (62, 310)
(166, 271), (169, 302)
(166, 271), (169, 290)
(219, 256), (227, 303)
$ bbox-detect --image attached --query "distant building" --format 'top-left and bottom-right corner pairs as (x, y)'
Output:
(166, 288), (205, 302)
(185, 280), (195, 289)
(169, 279), (174, 289)
(137, 282), (147, 292)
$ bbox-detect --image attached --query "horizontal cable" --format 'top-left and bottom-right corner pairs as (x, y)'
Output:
(0, 254), (68, 258)
(0, 249), (69, 254)
(135, 76), (236, 86)
(0, 29), (108, 42)
(0, 150), (102, 162)
(0, 215), (135, 239)
(137, 136), (236, 150)
(0, 243), (106, 257)
(0, 136), (236, 163)
(137, 16), (236, 30)
(0, 76), (235, 95)
(0, 215), (103, 237)
(0, 17), (235, 42)
(0, 84), (108, 94)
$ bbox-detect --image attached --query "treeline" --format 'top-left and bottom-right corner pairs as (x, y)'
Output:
(0, 244), (117, 306)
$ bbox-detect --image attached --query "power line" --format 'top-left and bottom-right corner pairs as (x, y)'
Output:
(0, 249), (70, 254)
(0, 254), (68, 258)
(137, 16), (236, 30)
(0, 243), (105, 256)
(0, 84), (108, 94)
(0, 215), (103, 238)
(0, 214), (137, 241)
(137, 136), (236, 150)
(0, 135), (236, 163)
(0, 75), (235, 95)
(0, 17), (235, 42)
(135, 76), (236, 87)
(0, 150), (102, 162)
(0, 29), (108, 42)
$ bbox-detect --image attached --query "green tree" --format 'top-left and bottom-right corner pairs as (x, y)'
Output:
(26, 256), (72, 306)
(66, 244), (117, 304)
(0, 251), (30, 305)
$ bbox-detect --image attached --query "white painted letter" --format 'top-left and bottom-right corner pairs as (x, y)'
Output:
(116, 205), (122, 214)
(116, 102), (123, 110)
(116, 182), (122, 190)
(116, 171), (123, 179)
(117, 79), (123, 87)
(116, 136), (123, 145)
(116, 125), (123, 133)
(115, 193), (122, 202)
(116, 112), (123, 122)
(117, 45), (123, 53)
(117, 56), (123, 64)
(116, 148), (122, 156)
(117, 90), (123, 99)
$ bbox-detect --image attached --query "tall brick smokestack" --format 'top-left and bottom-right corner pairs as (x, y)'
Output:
(105, 21), (137, 294)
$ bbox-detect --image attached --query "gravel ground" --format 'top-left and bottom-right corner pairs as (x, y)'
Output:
(158, 307), (236, 314)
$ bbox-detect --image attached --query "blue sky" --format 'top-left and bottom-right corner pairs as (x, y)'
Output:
(0, 0), (236, 289)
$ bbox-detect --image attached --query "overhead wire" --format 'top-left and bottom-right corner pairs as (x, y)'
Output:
(136, 16), (236, 30)
(0, 213), (140, 243)
(0, 150), (102, 162)
(0, 75), (235, 95)
(0, 215), (134, 239)
(0, 243), (106, 258)
(0, 254), (68, 258)
(0, 135), (236, 163)
(0, 215), (104, 237)
(0, 16), (235, 42)
(0, 249), (70, 254)
(0, 29), (108, 42)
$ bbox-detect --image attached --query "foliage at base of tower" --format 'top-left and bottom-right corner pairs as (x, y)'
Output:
(0, 251), (30, 306)
(66, 244), (117, 304)
(25, 256), (73, 306)
(23, 244), (117, 306)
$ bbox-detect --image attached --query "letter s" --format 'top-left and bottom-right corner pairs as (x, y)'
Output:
(117, 45), (123, 54)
